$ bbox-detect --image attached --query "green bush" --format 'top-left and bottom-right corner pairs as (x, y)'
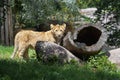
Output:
(87, 55), (117, 73)
(0, 75), (11, 80)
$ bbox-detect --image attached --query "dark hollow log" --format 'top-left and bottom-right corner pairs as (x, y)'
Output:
(35, 41), (81, 63)
(63, 24), (107, 59)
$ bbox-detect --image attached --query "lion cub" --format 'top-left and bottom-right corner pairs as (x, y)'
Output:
(11, 23), (66, 59)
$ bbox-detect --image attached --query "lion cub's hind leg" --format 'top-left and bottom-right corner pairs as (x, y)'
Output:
(17, 44), (29, 60)
(11, 42), (19, 58)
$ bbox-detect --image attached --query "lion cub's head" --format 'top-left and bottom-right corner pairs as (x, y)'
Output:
(50, 23), (66, 38)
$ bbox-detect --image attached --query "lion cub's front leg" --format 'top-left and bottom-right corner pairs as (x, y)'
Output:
(23, 48), (29, 59)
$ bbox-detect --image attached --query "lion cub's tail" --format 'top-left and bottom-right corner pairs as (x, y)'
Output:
(11, 38), (19, 59)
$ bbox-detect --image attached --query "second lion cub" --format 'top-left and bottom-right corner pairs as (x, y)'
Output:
(11, 23), (66, 59)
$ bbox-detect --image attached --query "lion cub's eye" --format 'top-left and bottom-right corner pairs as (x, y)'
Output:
(55, 30), (58, 31)
(60, 30), (63, 32)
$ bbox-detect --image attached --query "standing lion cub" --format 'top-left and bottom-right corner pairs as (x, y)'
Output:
(11, 23), (66, 59)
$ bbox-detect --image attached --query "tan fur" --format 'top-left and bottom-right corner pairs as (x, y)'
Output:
(11, 24), (66, 59)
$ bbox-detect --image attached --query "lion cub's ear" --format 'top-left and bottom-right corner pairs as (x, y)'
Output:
(62, 23), (66, 29)
(50, 24), (54, 29)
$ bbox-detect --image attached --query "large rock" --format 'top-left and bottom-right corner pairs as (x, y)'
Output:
(108, 48), (120, 67)
(35, 41), (81, 64)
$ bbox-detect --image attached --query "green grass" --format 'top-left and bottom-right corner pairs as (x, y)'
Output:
(0, 46), (13, 58)
(0, 45), (36, 59)
(0, 45), (120, 80)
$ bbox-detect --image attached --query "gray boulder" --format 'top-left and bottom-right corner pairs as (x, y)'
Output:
(108, 48), (120, 68)
(35, 41), (81, 64)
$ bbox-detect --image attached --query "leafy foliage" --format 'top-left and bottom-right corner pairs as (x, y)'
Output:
(76, 0), (99, 8)
(87, 55), (117, 73)
(95, 0), (120, 19)
(107, 27), (120, 48)
(94, 0), (120, 47)
(0, 0), (4, 7)
(10, 0), (80, 27)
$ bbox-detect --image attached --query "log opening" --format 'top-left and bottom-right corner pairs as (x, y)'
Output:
(74, 26), (102, 46)
(63, 23), (107, 59)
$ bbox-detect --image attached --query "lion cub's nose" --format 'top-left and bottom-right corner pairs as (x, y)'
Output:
(58, 35), (62, 38)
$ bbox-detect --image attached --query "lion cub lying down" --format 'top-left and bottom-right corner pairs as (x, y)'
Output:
(11, 23), (66, 59)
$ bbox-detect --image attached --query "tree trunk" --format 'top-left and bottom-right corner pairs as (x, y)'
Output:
(5, 0), (9, 45)
(63, 23), (107, 59)
(8, 0), (13, 45)
(0, 0), (13, 46)
(0, 6), (5, 45)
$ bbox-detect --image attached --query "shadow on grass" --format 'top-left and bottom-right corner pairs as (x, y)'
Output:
(0, 59), (120, 80)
